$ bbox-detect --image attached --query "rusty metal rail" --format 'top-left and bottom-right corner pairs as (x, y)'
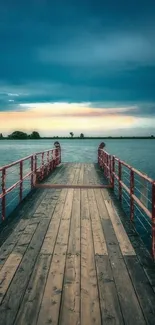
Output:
(0, 146), (61, 220)
(98, 145), (155, 258)
(35, 184), (112, 189)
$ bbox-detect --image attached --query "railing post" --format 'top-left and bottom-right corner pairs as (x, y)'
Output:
(55, 149), (58, 166)
(111, 156), (115, 189)
(34, 154), (37, 183)
(2, 168), (6, 220)
(31, 156), (34, 189)
(50, 150), (53, 170)
(55, 148), (60, 166)
(104, 152), (106, 177)
(42, 152), (44, 179)
(98, 148), (100, 166)
(100, 150), (102, 169)
(130, 169), (134, 221)
(47, 151), (50, 174)
(20, 161), (23, 202)
(106, 154), (108, 177)
(107, 154), (109, 180)
(152, 181), (155, 259)
(59, 147), (61, 164)
(109, 155), (111, 183)
(118, 160), (122, 201)
(107, 154), (109, 178)
(105, 154), (108, 178)
(56, 147), (61, 165)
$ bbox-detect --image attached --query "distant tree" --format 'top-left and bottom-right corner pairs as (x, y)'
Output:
(80, 133), (84, 138)
(0, 133), (3, 139)
(151, 135), (154, 138)
(70, 132), (74, 138)
(29, 131), (40, 139)
(8, 131), (28, 139)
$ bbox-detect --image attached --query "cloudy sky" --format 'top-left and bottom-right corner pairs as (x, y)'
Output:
(0, 0), (155, 136)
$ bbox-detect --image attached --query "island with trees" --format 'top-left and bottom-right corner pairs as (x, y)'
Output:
(0, 131), (154, 140)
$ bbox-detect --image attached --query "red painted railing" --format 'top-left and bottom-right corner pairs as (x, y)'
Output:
(98, 145), (155, 258)
(0, 146), (61, 221)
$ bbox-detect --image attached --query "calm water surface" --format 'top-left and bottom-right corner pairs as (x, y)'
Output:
(0, 139), (155, 178)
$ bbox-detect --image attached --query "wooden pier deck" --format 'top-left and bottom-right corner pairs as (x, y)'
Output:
(0, 163), (155, 325)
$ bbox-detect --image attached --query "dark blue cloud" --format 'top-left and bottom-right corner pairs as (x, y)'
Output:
(0, 0), (155, 116)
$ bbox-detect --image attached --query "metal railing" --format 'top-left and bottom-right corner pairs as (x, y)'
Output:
(98, 145), (155, 259)
(0, 147), (61, 221)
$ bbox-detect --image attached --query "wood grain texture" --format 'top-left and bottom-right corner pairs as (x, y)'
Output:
(81, 189), (101, 325)
(59, 189), (81, 325)
(0, 223), (37, 304)
(0, 163), (155, 325)
(88, 189), (108, 255)
(105, 199), (136, 256)
(37, 189), (74, 325)
(95, 255), (124, 325)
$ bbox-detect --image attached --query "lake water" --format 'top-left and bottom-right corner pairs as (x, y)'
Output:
(0, 139), (155, 178)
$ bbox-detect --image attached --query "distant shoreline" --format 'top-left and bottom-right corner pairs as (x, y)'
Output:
(0, 136), (155, 140)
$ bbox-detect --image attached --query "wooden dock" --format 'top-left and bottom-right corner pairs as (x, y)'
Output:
(0, 163), (155, 325)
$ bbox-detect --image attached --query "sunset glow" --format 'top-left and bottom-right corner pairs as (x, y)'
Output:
(0, 103), (137, 135)
(0, 0), (155, 136)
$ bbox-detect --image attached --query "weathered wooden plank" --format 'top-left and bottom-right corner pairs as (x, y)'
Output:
(83, 163), (91, 185)
(59, 189), (80, 325)
(73, 164), (81, 185)
(95, 163), (110, 187)
(0, 196), (59, 325)
(45, 163), (68, 184)
(90, 164), (112, 199)
(110, 195), (155, 288)
(68, 189), (80, 255)
(0, 253), (22, 304)
(33, 185), (60, 218)
(0, 219), (30, 271)
(124, 255), (155, 325)
(78, 164), (84, 184)
(60, 254), (80, 325)
(63, 163), (79, 185)
(68, 163), (79, 185)
(98, 219), (146, 324)
(94, 189), (109, 220)
(105, 199), (136, 256)
(0, 223), (37, 304)
(37, 189), (74, 325)
(83, 163), (88, 184)
(88, 189), (108, 255)
(95, 255), (124, 325)
(40, 189), (67, 255)
(81, 189), (101, 325)
(13, 189), (68, 324)
(14, 254), (51, 325)
(101, 188), (111, 200)
(40, 164), (80, 255)
(88, 163), (101, 185)
(94, 186), (146, 324)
